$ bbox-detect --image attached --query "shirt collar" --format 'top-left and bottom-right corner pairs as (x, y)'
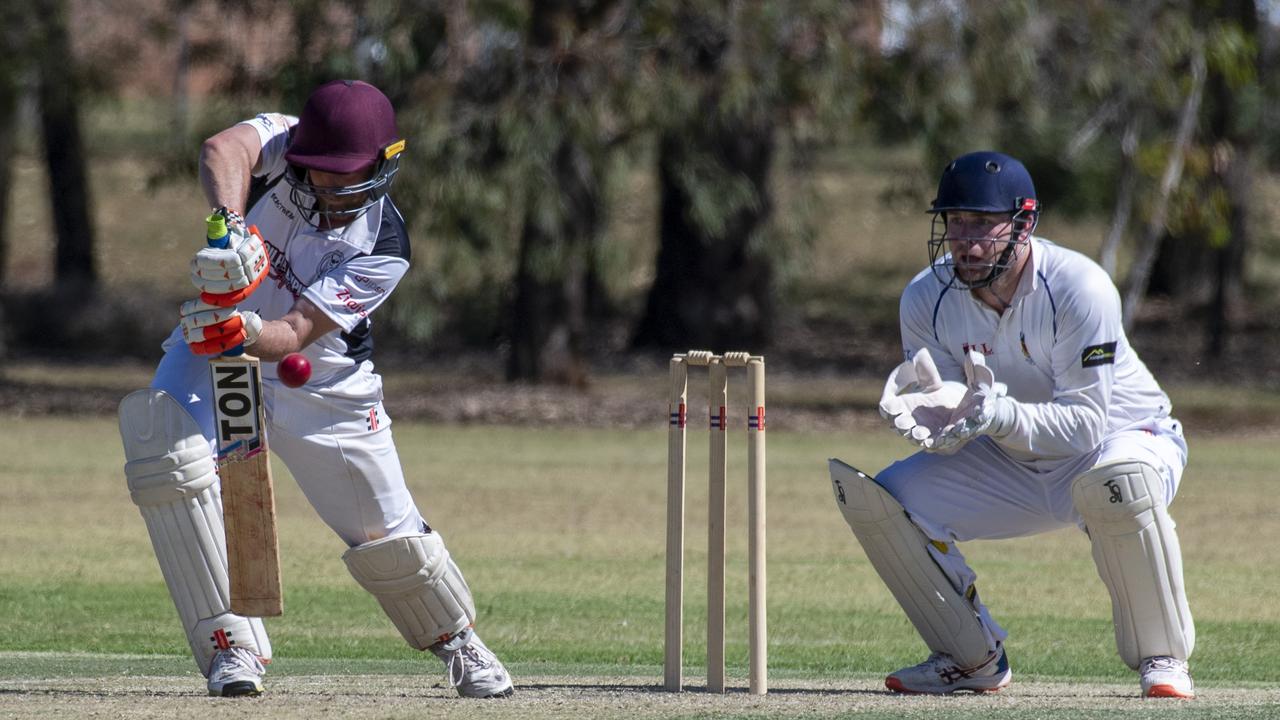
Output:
(1010, 235), (1042, 301)
(320, 197), (384, 253)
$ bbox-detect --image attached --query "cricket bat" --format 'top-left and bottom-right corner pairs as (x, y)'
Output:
(211, 353), (284, 617)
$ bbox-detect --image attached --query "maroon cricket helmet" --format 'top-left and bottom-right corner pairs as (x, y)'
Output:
(285, 79), (400, 173)
(283, 80), (406, 227)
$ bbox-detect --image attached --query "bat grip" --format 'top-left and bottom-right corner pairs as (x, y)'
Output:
(205, 212), (244, 356)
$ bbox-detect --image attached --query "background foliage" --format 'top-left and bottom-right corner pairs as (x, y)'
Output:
(1, 0), (1278, 381)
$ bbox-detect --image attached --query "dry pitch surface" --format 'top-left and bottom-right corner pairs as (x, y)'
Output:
(4, 666), (1279, 720)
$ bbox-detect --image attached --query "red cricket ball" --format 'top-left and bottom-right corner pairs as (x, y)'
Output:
(278, 352), (312, 388)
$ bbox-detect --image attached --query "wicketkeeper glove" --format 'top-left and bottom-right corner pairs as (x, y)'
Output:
(878, 347), (968, 447)
(191, 208), (269, 307)
(929, 350), (1016, 452)
(180, 298), (263, 355)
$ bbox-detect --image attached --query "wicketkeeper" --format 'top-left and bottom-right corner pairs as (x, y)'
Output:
(117, 80), (514, 698)
(830, 151), (1195, 698)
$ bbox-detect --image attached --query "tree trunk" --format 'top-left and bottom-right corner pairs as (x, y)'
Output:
(1122, 46), (1204, 331)
(171, 1), (190, 149)
(1207, 148), (1248, 357)
(504, 0), (619, 384)
(506, 134), (600, 385)
(34, 0), (96, 293)
(0, 64), (17, 294)
(1203, 0), (1258, 357)
(1098, 120), (1139, 278)
(632, 117), (776, 352)
(0, 68), (16, 360)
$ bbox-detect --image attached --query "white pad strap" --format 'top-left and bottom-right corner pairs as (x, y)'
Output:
(1072, 460), (1194, 668)
(343, 532), (476, 650)
(829, 459), (993, 667)
(119, 389), (271, 676)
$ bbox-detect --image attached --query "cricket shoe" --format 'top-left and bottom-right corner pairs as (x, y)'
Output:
(206, 646), (265, 697)
(431, 628), (515, 698)
(885, 644), (1011, 694)
(1140, 656), (1195, 699)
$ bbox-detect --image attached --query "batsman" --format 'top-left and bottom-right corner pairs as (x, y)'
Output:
(116, 80), (513, 698)
(830, 151), (1195, 698)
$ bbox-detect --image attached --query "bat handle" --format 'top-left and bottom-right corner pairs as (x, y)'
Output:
(206, 211), (245, 357)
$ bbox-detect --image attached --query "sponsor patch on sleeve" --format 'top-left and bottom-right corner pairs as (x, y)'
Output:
(1081, 341), (1117, 368)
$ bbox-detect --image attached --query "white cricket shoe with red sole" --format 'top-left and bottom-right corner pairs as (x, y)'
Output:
(1140, 656), (1195, 699)
(885, 644), (1011, 694)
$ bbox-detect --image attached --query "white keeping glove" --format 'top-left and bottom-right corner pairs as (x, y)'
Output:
(930, 350), (1016, 451)
(179, 298), (263, 355)
(878, 347), (968, 447)
(191, 210), (269, 302)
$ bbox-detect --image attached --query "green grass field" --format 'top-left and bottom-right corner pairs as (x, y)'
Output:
(2, 416), (1279, 718)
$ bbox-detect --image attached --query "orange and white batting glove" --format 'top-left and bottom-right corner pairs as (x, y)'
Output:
(191, 210), (269, 307)
(179, 298), (263, 355)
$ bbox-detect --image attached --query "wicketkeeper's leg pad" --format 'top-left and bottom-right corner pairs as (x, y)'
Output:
(118, 389), (271, 676)
(829, 459), (994, 668)
(1072, 459), (1194, 669)
(342, 532), (477, 650)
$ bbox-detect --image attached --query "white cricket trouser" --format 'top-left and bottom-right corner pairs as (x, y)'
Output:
(152, 338), (425, 547)
(875, 418), (1187, 647)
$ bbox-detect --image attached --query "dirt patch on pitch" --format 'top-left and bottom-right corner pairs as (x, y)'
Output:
(3, 674), (1279, 719)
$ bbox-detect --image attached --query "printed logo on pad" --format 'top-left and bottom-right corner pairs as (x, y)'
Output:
(1081, 342), (1117, 368)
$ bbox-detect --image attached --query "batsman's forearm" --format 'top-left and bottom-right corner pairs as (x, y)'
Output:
(249, 304), (339, 362)
(247, 320), (306, 362)
(198, 131), (256, 214)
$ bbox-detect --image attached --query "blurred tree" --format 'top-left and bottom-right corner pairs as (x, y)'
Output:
(32, 0), (96, 294)
(0, 3), (28, 299)
(632, 0), (870, 351)
(506, 0), (635, 383)
(359, 1), (637, 382)
(1182, 0), (1259, 355)
(0, 4), (28, 358)
(631, 2), (778, 351)
(866, 0), (1268, 351)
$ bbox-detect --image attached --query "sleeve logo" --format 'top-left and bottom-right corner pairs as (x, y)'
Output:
(1081, 341), (1117, 368)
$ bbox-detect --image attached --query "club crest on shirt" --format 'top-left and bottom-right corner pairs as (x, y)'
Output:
(314, 250), (345, 283)
(1081, 341), (1117, 368)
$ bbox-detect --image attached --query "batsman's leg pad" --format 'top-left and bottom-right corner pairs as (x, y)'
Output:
(1072, 459), (1194, 669)
(119, 389), (271, 676)
(829, 459), (994, 667)
(343, 532), (477, 650)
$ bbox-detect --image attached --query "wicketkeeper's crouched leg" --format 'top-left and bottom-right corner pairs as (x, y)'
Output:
(829, 459), (1004, 667)
(1073, 460), (1194, 667)
(344, 532), (514, 697)
(118, 389), (271, 695)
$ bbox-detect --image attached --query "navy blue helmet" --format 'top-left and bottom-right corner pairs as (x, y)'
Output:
(929, 151), (1038, 215)
(927, 151), (1039, 290)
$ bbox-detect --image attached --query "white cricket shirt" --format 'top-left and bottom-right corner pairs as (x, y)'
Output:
(236, 113), (412, 387)
(899, 236), (1172, 467)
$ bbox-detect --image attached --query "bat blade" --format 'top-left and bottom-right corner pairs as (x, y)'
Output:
(211, 354), (283, 617)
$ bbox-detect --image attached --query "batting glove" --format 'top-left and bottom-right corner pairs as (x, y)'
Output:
(930, 350), (1016, 452)
(180, 298), (263, 355)
(191, 208), (269, 307)
(878, 347), (968, 447)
